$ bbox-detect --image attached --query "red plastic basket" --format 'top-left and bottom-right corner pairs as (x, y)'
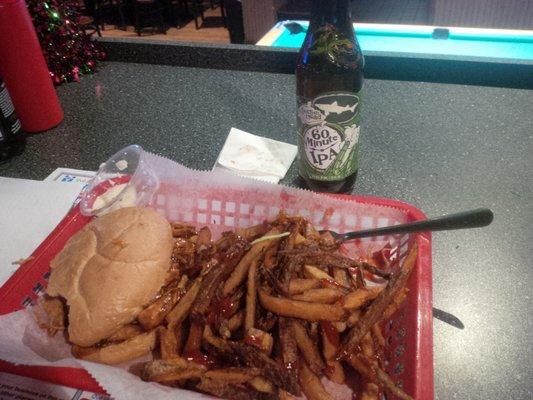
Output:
(0, 191), (433, 399)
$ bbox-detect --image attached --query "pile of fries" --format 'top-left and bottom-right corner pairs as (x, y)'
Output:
(41, 213), (416, 400)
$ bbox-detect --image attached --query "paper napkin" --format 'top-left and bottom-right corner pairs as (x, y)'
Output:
(213, 128), (297, 184)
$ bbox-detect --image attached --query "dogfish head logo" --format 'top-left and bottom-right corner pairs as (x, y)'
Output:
(313, 93), (359, 124)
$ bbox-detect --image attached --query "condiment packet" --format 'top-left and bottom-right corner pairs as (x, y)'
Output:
(213, 128), (297, 184)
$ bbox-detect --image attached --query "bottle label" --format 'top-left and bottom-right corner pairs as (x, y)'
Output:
(297, 91), (361, 181)
(0, 81), (23, 138)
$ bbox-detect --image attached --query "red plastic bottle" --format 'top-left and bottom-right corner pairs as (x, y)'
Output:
(0, 0), (64, 132)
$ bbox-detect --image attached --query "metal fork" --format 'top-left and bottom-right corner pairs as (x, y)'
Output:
(320, 208), (494, 242)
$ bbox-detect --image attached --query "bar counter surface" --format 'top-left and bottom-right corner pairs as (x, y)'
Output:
(0, 39), (532, 400)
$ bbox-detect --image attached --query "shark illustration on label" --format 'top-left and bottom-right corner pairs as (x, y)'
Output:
(297, 91), (362, 181)
(315, 101), (357, 117)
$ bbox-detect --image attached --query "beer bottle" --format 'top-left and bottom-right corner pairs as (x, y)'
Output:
(0, 74), (26, 162)
(296, 0), (364, 193)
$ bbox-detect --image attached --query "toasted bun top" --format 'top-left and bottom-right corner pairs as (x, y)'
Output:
(46, 207), (173, 346)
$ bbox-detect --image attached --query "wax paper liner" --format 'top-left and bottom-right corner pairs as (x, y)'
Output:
(0, 150), (432, 399)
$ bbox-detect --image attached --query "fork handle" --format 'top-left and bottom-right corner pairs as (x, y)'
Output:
(340, 208), (494, 240)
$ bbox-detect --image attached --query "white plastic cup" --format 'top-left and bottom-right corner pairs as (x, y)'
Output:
(80, 144), (159, 216)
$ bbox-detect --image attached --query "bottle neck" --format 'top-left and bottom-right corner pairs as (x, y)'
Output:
(309, 0), (352, 30)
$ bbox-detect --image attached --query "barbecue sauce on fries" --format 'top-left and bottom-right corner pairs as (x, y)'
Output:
(41, 214), (415, 400)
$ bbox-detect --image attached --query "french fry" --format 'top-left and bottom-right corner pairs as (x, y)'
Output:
(372, 324), (386, 347)
(259, 290), (345, 321)
(343, 287), (383, 310)
(292, 288), (344, 304)
(303, 265), (335, 281)
(204, 368), (258, 383)
(279, 390), (296, 400)
(359, 261), (392, 279)
(218, 319), (231, 339)
(288, 278), (321, 294)
(172, 237), (196, 275)
(284, 222), (301, 251)
(256, 311), (277, 332)
(375, 366), (414, 400)
(320, 321), (345, 384)
(320, 321), (339, 360)
(107, 324), (143, 342)
(249, 377), (275, 393)
(245, 328), (274, 355)
(303, 220), (320, 241)
(308, 322), (319, 342)
(293, 233), (307, 246)
(383, 287), (409, 319)
(324, 361), (345, 384)
(245, 260), (258, 332)
(171, 223), (197, 238)
(361, 383), (380, 400)
(345, 354), (376, 382)
(291, 320), (325, 375)
(347, 310), (361, 327)
(165, 262), (181, 285)
(177, 274), (189, 289)
(340, 245), (417, 358)
(334, 322), (347, 332)
(227, 342), (300, 395)
(299, 362), (333, 400)
(278, 317), (299, 382)
(203, 324), (230, 350)
(228, 310), (244, 332)
(138, 284), (185, 330)
(333, 267), (350, 288)
(166, 277), (202, 328)
(142, 357), (206, 383)
(264, 237), (281, 269)
(197, 378), (276, 400)
(236, 222), (269, 242)
(159, 326), (178, 360)
(361, 332), (375, 359)
(193, 239), (246, 320)
(73, 331), (157, 365)
(183, 321), (204, 357)
(196, 226), (212, 252)
(319, 231), (336, 246)
(223, 228), (280, 296)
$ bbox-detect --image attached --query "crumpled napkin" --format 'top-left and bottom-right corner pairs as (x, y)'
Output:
(213, 128), (297, 184)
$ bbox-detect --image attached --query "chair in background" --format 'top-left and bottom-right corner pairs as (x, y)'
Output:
(91, 0), (127, 31)
(164, 0), (190, 28)
(223, 0), (242, 43)
(77, 0), (102, 36)
(133, 0), (167, 35)
(79, 14), (102, 36)
(190, 0), (204, 29)
(189, 0), (225, 29)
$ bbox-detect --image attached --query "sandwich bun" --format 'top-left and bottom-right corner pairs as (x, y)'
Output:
(46, 207), (173, 347)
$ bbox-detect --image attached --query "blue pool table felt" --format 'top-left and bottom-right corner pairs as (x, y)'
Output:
(271, 22), (533, 61)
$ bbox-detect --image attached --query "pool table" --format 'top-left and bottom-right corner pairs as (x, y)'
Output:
(257, 21), (533, 61)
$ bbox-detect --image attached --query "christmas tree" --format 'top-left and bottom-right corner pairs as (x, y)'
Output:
(26, 0), (105, 85)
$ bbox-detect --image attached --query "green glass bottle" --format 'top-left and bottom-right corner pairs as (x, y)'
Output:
(296, 0), (364, 193)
